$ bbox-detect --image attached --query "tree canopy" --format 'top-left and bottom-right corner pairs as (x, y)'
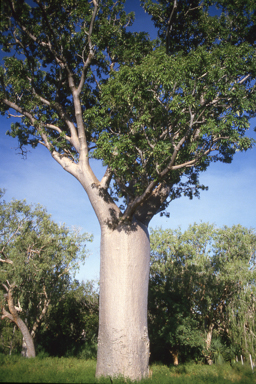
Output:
(148, 223), (256, 365)
(0, 1), (256, 378)
(0, 0), (255, 227)
(0, 189), (92, 355)
(35, 279), (99, 358)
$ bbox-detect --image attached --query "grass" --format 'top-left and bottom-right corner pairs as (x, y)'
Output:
(0, 354), (255, 383)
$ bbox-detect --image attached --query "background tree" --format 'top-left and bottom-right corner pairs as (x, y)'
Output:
(0, 321), (22, 356)
(0, 190), (91, 357)
(141, 0), (256, 54)
(149, 223), (256, 365)
(212, 225), (256, 358)
(0, 0), (255, 379)
(37, 279), (99, 358)
(149, 223), (214, 365)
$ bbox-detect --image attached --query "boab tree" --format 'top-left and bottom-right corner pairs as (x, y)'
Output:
(0, 191), (90, 357)
(0, 0), (256, 379)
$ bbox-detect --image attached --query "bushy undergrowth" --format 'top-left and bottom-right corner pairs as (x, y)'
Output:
(0, 354), (255, 383)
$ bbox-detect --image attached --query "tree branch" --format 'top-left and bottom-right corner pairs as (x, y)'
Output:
(121, 132), (226, 223)
(1, 307), (14, 322)
(31, 285), (50, 339)
(0, 251), (13, 264)
(8, 0), (50, 49)
(166, 0), (177, 54)
(100, 167), (113, 189)
(2, 98), (79, 176)
(1, 281), (21, 320)
(77, 0), (98, 95)
(28, 84), (80, 151)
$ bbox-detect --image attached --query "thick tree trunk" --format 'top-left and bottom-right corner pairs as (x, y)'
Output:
(96, 219), (150, 380)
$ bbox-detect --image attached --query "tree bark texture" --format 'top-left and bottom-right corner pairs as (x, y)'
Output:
(96, 220), (150, 380)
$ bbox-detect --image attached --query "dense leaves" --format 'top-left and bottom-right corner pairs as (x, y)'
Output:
(148, 223), (256, 365)
(0, 0), (152, 161)
(141, 0), (256, 54)
(0, 189), (92, 352)
(0, 1), (255, 225)
(36, 280), (99, 358)
(93, 44), (256, 196)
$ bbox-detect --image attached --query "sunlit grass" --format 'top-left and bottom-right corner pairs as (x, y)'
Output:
(0, 355), (98, 383)
(0, 354), (255, 383)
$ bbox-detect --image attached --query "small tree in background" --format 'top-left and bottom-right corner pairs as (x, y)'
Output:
(149, 223), (214, 365)
(149, 223), (256, 365)
(212, 225), (256, 358)
(0, 189), (92, 357)
(0, 322), (22, 356)
(37, 279), (99, 358)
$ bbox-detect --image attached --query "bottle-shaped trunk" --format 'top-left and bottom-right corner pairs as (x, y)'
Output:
(96, 220), (150, 381)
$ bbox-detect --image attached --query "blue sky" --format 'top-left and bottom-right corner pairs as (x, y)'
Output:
(1, 2), (256, 283)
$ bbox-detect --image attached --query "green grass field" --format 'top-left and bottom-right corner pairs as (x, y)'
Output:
(0, 354), (255, 383)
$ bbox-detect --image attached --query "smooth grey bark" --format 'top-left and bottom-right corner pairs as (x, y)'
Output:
(96, 219), (150, 380)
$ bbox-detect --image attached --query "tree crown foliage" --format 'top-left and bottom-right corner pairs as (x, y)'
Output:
(36, 279), (99, 358)
(148, 223), (256, 362)
(0, 189), (92, 336)
(0, 1), (255, 225)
